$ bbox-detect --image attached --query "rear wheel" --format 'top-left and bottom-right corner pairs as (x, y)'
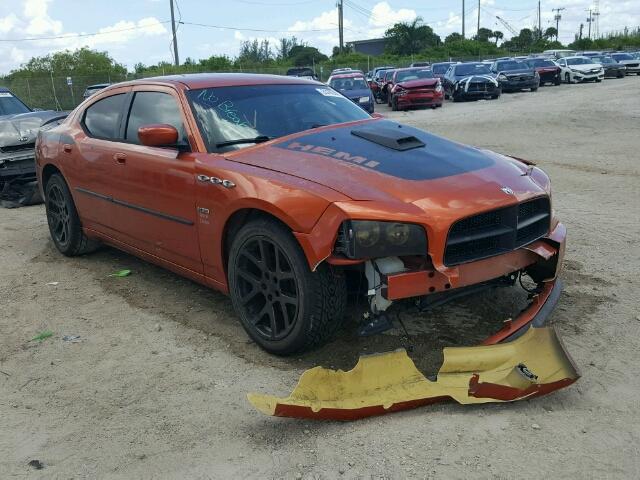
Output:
(45, 174), (99, 256)
(228, 217), (346, 355)
(391, 96), (399, 111)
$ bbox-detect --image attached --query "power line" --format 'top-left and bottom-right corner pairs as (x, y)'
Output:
(0, 20), (172, 42)
(181, 21), (339, 33)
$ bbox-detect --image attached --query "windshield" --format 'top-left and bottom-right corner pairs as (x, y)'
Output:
(329, 77), (369, 90)
(0, 92), (31, 116)
(187, 84), (370, 153)
(593, 56), (614, 64)
(432, 63), (452, 74)
(395, 69), (434, 82)
(527, 59), (556, 67)
(496, 60), (528, 71)
(455, 63), (491, 76)
(567, 57), (592, 65)
(612, 53), (633, 61)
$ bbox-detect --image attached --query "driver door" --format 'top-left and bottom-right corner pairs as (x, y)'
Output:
(107, 86), (202, 273)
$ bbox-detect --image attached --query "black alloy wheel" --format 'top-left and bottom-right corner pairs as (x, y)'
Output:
(228, 217), (346, 355)
(45, 173), (99, 256)
(47, 182), (71, 249)
(234, 236), (299, 342)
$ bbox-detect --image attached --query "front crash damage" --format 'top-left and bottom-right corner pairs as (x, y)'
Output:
(248, 326), (579, 420)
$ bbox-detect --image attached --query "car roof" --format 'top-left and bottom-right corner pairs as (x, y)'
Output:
(86, 83), (111, 89)
(329, 73), (365, 79)
(111, 73), (320, 90)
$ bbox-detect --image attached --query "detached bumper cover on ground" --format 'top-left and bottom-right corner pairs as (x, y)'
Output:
(248, 326), (579, 420)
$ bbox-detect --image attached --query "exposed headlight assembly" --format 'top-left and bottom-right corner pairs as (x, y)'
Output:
(358, 96), (370, 103)
(335, 220), (427, 259)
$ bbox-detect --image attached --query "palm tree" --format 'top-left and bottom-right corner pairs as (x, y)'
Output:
(492, 30), (504, 46)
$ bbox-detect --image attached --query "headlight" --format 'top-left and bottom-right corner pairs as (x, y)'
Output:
(358, 96), (370, 103)
(435, 82), (443, 92)
(335, 220), (427, 259)
(498, 73), (508, 80)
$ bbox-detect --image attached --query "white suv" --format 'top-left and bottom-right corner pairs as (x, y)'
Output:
(557, 56), (605, 83)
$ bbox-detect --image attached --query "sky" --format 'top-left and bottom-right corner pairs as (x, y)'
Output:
(1, 0), (639, 74)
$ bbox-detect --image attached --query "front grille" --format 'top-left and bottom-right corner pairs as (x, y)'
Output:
(0, 143), (35, 154)
(468, 82), (491, 92)
(444, 197), (551, 266)
(407, 87), (435, 93)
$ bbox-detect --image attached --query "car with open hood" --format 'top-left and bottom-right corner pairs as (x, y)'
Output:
(610, 52), (640, 75)
(591, 55), (626, 78)
(442, 62), (501, 101)
(491, 59), (540, 92)
(388, 67), (443, 111)
(524, 58), (561, 85)
(327, 72), (374, 113)
(1, 87), (67, 199)
(557, 56), (604, 83)
(36, 73), (565, 355)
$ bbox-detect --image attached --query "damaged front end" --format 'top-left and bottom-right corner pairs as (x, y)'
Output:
(0, 111), (67, 208)
(249, 220), (578, 420)
(248, 326), (579, 420)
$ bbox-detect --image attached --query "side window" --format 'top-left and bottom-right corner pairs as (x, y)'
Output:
(125, 91), (186, 145)
(83, 93), (126, 140)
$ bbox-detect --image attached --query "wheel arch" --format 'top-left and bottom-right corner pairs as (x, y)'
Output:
(41, 163), (63, 190)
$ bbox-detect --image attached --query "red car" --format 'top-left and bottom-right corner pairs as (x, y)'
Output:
(35, 73), (565, 356)
(524, 58), (562, 86)
(388, 67), (444, 111)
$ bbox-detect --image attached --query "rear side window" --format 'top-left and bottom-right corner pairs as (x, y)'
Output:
(125, 91), (186, 145)
(83, 93), (126, 140)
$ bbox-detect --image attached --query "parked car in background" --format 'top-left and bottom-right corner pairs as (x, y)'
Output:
(524, 58), (561, 85)
(328, 72), (374, 113)
(577, 51), (602, 58)
(591, 55), (626, 78)
(372, 66), (395, 81)
(610, 53), (640, 75)
(378, 69), (396, 104)
(557, 56), (604, 83)
(442, 62), (500, 101)
(1, 87), (67, 201)
(372, 68), (394, 104)
(388, 67), (443, 111)
(431, 62), (457, 80)
(330, 68), (364, 77)
(543, 49), (576, 59)
(82, 83), (111, 100)
(491, 59), (539, 92)
(286, 67), (318, 80)
(409, 61), (430, 67)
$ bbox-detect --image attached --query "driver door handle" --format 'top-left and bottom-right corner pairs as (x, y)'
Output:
(113, 152), (127, 164)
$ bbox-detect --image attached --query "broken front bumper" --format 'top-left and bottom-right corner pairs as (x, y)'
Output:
(248, 326), (579, 420)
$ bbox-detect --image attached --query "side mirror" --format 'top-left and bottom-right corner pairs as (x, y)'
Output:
(138, 124), (179, 148)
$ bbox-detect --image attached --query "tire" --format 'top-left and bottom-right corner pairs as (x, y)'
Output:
(618, 72), (624, 78)
(45, 173), (100, 256)
(531, 86), (538, 92)
(391, 96), (398, 111)
(595, 78), (602, 83)
(565, 73), (571, 84)
(228, 217), (347, 355)
(555, 78), (561, 86)
(491, 94), (500, 99)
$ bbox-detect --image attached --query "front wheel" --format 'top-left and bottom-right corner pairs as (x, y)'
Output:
(391, 96), (399, 111)
(531, 86), (538, 92)
(228, 217), (346, 355)
(595, 78), (602, 83)
(45, 173), (99, 256)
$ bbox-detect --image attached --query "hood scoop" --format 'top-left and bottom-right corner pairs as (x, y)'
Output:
(351, 126), (425, 151)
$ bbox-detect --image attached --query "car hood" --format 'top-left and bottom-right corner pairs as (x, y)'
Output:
(395, 78), (439, 88)
(0, 110), (68, 148)
(568, 63), (602, 71)
(338, 88), (371, 99)
(500, 68), (534, 75)
(225, 119), (549, 213)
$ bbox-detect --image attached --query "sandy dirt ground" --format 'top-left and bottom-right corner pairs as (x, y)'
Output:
(1, 76), (639, 479)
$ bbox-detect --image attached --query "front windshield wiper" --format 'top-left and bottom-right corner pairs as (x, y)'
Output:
(216, 135), (274, 148)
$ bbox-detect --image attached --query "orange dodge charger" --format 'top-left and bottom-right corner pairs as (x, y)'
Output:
(36, 73), (566, 355)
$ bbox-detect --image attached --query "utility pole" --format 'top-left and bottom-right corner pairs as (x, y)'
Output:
(462, 0), (465, 38)
(338, 0), (344, 54)
(586, 8), (593, 39)
(477, 0), (480, 36)
(579, 23), (584, 40)
(170, 0), (180, 66)
(593, 0), (600, 38)
(538, 1), (541, 39)
(553, 7), (565, 41)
